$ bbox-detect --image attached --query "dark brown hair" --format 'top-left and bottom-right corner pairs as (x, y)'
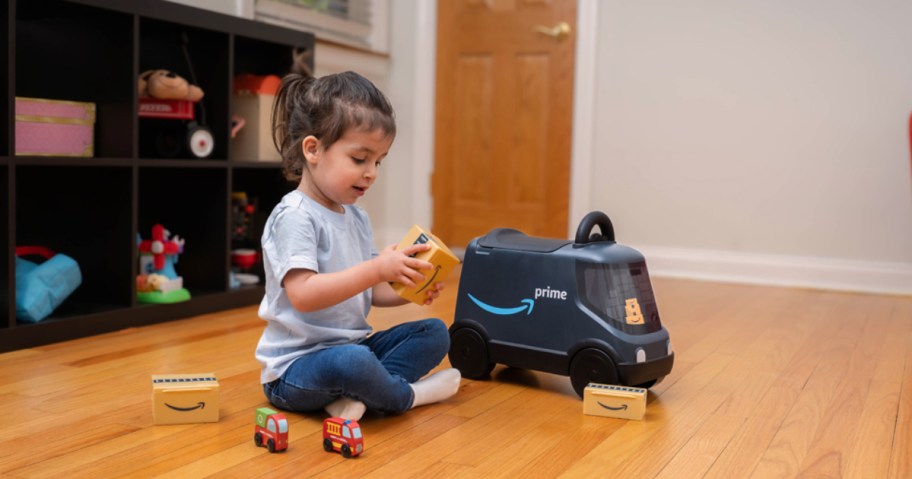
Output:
(272, 70), (396, 182)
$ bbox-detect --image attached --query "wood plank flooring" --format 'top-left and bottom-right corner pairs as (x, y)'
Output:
(1, 271), (910, 478)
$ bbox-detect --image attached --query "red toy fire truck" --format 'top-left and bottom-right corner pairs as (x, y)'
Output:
(254, 407), (288, 453)
(322, 417), (364, 458)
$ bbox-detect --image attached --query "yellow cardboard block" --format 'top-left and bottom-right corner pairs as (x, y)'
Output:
(583, 383), (647, 420)
(392, 225), (460, 305)
(152, 373), (220, 425)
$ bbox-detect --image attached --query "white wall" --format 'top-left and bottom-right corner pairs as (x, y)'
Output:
(589, 0), (912, 294)
(307, 0), (912, 295)
(383, 0), (436, 245)
(312, 43), (394, 239)
(327, 0), (435, 249)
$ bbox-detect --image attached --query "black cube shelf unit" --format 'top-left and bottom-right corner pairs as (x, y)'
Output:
(1, 0), (313, 351)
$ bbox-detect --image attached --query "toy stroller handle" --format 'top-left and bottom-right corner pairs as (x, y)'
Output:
(574, 211), (615, 244)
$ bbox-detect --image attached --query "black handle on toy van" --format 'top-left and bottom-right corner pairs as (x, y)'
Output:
(575, 211), (615, 244)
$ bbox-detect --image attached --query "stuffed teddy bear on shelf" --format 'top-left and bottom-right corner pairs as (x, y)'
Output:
(138, 69), (204, 102)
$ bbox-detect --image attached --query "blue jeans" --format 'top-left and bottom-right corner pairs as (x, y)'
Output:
(263, 318), (450, 414)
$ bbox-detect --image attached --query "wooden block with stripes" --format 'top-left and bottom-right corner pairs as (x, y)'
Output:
(152, 373), (220, 425)
(583, 383), (647, 420)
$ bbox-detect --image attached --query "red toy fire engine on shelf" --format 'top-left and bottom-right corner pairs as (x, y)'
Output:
(322, 417), (364, 458)
(254, 407), (288, 453)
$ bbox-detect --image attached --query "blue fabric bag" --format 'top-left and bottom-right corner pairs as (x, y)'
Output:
(15, 247), (83, 323)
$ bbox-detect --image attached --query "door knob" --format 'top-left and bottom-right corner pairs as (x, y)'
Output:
(534, 22), (571, 41)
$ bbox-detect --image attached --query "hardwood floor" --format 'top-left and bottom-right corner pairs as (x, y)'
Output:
(1, 270), (910, 478)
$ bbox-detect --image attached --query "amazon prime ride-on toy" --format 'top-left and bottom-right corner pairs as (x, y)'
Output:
(448, 211), (674, 398)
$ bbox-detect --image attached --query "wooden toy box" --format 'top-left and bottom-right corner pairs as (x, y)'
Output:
(583, 383), (647, 420)
(152, 373), (220, 425)
(230, 74), (281, 162)
(15, 97), (95, 157)
(392, 225), (460, 305)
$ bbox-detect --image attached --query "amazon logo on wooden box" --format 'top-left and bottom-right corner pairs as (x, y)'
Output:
(583, 383), (647, 420)
(152, 373), (220, 425)
(391, 225), (461, 305)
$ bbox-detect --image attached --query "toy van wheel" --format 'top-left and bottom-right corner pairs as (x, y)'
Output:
(569, 348), (619, 398)
(323, 438), (334, 452)
(341, 444), (353, 458)
(267, 438), (276, 453)
(254, 432), (263, 447)
(449, 327), (495, 379)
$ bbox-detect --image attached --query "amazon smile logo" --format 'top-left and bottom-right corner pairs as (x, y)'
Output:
(165, 402), (206, 412)
(415, 265), (442, 294)
(468, 294), (535, 316)
(597, 401), (628, 411)
(467, 286), (568, 317)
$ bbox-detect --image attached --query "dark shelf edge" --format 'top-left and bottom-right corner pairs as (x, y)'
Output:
(12, 157), (136, 167)
(0, 287), (263, 352)
(65, 0), (314, 47)
(229, 161), (283, 169)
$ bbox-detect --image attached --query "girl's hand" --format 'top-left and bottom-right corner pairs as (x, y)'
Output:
(423, 282), (445, 305)
(374, 243), (433, 287)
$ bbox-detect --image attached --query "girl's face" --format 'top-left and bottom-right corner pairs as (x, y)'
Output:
(300, 127), (393, 213)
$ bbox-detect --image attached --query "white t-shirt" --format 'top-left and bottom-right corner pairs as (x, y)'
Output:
(255, 190), (377, 383)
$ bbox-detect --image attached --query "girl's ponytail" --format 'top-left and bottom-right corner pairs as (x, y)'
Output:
(272, 72), (314, 181)
(271, 61), (395, 183)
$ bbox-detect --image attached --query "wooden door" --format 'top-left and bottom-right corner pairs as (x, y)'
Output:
(433, 0), (577, 248)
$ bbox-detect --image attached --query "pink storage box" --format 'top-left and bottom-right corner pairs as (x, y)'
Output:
(15, 97), (96, 157)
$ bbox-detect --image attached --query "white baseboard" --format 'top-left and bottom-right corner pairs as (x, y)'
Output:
(637, 246), (912, 296)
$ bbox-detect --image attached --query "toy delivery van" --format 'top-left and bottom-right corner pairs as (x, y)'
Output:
(448, 211), (674, 397)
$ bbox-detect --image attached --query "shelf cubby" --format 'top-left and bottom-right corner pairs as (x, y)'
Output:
(16, 164), (134, 321)
(138, 166), (228, 294)
(138, 17), (230, 161)
(15, 0), (134, 159)
(230, 166), (295, 279)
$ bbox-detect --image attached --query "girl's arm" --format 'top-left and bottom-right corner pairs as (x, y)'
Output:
(283, 243), (433, 312)
(372, 280), (446, 307)
(371, 281), (409, 307)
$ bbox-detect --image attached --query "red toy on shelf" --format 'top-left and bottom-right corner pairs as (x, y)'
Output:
(137, 224), (190, 304)
(322, 417), (364, 458)
(138, 98), (196, 120)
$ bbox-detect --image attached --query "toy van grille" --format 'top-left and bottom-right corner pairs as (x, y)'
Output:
(577, 261), (663, 334)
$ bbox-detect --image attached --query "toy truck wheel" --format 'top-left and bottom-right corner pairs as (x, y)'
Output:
(323, 438), (334, 452)
(254, 432), (263, 447)
(449, 327), (495, 379)
(341, 444), (353, 458)
(569, 348), (619, 398)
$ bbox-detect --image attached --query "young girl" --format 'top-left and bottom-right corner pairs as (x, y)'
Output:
(255, 70), (461, 421)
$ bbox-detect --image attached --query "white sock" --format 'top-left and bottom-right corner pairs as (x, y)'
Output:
(410, 368), (461, 408)
(325, 397), (367, 421)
